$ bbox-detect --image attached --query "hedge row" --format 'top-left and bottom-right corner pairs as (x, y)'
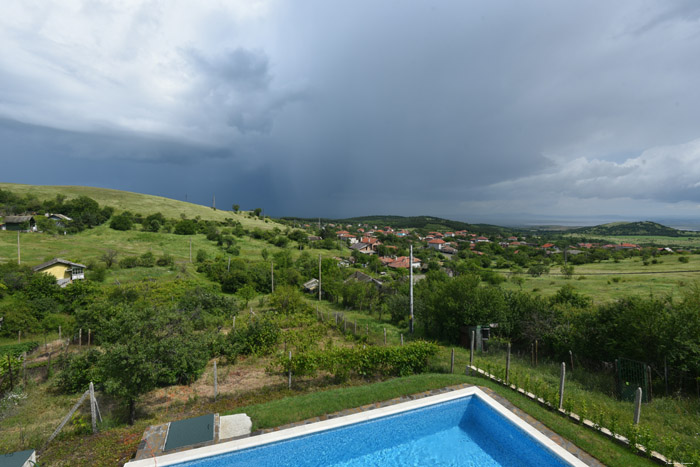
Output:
(275, 341), (439, 380)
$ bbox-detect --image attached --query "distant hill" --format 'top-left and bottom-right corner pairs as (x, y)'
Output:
(0, 182), (277, 229)
(571, 221), (685, 237)
(283, 215), (511, 235)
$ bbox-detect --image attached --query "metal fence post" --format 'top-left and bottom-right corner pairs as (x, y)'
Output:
(559, 362), (566, 410)
(506, 343), (511, 385)
(633, 387), (642, 424)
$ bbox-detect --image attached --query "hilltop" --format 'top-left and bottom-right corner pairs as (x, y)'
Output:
(570, 221), (686, 237)
(0, 182), (276, 230)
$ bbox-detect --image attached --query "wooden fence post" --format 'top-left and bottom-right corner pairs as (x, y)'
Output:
(469, 331), (475, 370)
(400, 334), (404, 346)
(79, 328), (82, 347)
(88, 329), (91, 347)
(213, 361), (218, 400)
(633, 387), (642, 424)
(18, 330), (21, 343)
(558, 362), (566, 410)
(59, 325), (62, 341)
(288, 351), (292, 389)
(506, 343), (511, 385)
(232, 315), (236, 331)
(569, 350), (574, 373)
(450, 349), (455, 374)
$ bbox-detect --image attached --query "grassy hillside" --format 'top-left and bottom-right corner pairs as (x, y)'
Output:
(571, 221), (688, 237)
(0, 182), (275, 230)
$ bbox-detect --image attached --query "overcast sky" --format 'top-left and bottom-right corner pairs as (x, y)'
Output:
(3, 1), (700, 226)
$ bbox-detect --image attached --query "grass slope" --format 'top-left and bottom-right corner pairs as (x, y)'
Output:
(0, 182), (276, 230)
(572, 221), (687, 237)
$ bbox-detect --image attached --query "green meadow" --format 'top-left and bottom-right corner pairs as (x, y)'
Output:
(0, 182), (274, 229)
(499, 254), (700, 302)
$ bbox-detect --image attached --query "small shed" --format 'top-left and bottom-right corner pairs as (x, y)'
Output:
(2, 216), (36, 232)
(303, 278), (319, 292)
(460, 325), (491, 352)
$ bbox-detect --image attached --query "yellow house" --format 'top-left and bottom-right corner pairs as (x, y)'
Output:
(32, 258), (87, 286)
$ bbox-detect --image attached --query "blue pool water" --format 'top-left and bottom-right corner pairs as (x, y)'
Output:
(174, 396), (571, 466)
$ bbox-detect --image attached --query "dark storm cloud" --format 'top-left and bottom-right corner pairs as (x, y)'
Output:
(2, 1), (700, 222)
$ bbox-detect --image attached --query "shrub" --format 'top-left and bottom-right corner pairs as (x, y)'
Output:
(226, 316), (280, 357)
(156, 254), (175, 267)
(174, 219), (197, 235)
(275, 341), (439, 381)
(109, 213), (133, 231)
(139, 252), (156, 268)
(118, 256), (139, 269)
(54, 349), (102, 394)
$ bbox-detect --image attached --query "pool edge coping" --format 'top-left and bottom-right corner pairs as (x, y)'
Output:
(124, 386), (588, 467)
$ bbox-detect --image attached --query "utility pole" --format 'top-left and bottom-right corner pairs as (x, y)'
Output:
(318, 254), (322, 301)
(17, 231), (21, 265)
(409, 244), (414, 334)
(212, 194), (216, 210)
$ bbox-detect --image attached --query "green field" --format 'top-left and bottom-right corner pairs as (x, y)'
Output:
(565, 233), (700, 248)
(0, 182), (274, 229)
(499, 255), (700, 302)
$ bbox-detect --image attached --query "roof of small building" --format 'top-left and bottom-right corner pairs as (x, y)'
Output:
(32, 258), (87, 272)
(4, 215), (34, 223)
(428, 238), (446, 244)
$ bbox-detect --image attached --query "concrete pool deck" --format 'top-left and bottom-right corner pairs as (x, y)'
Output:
(129, 383), (603, 466)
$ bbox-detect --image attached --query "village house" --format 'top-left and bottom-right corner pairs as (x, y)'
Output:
(32, 258), (86, 287)
(350, 242), (374, 254)
(428, 238), (446, 250)
(1, 215), (37, 232)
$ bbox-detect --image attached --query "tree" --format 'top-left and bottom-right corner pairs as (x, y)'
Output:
(561, 264), (574, 279)
(109, 212), (133, 231)
(100, 249), (118, 269)
(253, 208), (262, 217)
(174, 219), (197, 235)
(232, 204), (240, 213)
(236, 284), (257, 307)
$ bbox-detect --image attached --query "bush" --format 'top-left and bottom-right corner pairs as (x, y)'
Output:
(54, 349), (102, 394)
(118, 256), (139, 269)
(139, 252), (155, 268)
(226, 316), (280, 357)
(679, 255), (690, 263)
(276, 341), (439, 381)
(109, 213), (133, 231)
(156, 254), (175, 267)
(174, 219), (197, 235)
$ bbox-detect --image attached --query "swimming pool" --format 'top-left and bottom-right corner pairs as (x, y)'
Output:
(125, 387), (587, 466)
